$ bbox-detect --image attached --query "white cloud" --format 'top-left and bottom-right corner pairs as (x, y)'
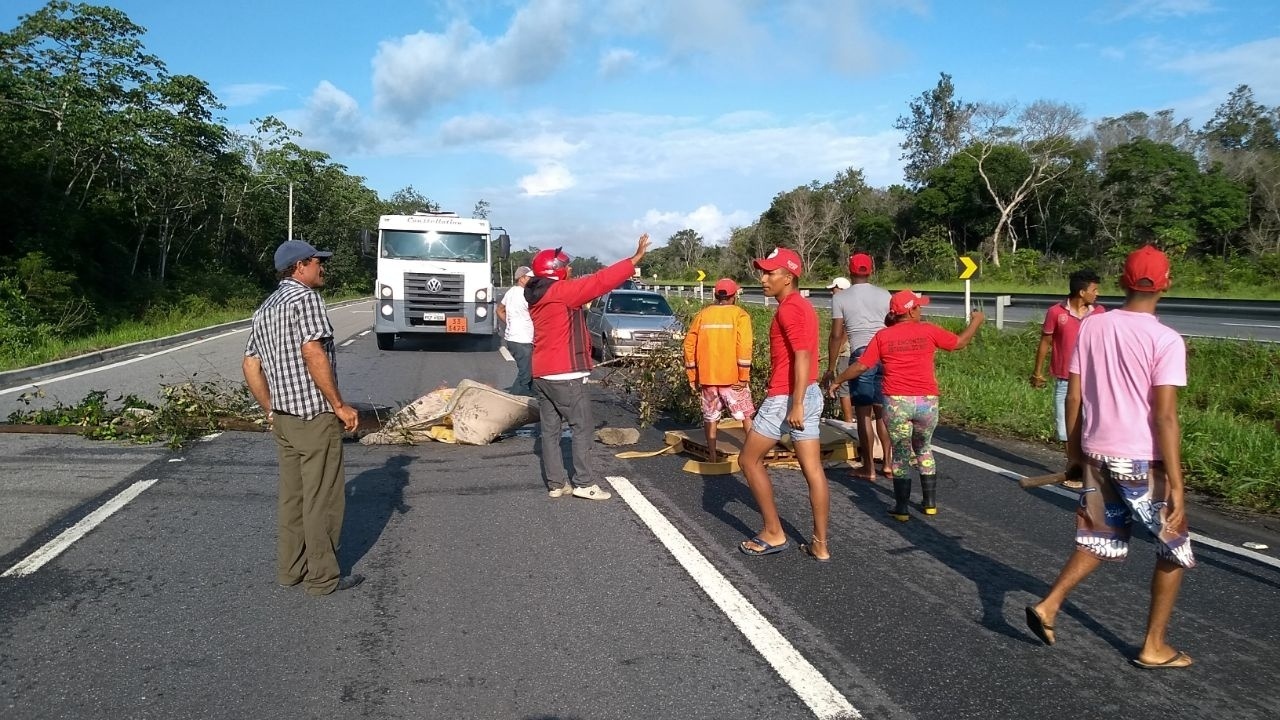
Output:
(219, 82), (285, 107)
(438, 114), (514, 145)
(1161, 36), (1280, 115)
(1100, 46), (1126, 61)
(598, 48), (638, 78)
(372, 0), (579, 123)
(298, 81), (369, 152)
(1103, 0), (1216, 21)
(637, 204), (755, 245)
(519, 163), (576, 196)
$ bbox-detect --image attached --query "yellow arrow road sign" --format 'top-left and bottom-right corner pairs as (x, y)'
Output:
(696, 270), (707, 282)
(959, 256), (978, 280)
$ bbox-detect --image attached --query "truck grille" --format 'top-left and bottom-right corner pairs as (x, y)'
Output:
(404, 272), (464, 325)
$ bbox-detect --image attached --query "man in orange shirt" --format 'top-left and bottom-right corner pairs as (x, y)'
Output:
(683, 278), (754, 462)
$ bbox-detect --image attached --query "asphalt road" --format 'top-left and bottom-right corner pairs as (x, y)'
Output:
(2, 300), (1279, 719)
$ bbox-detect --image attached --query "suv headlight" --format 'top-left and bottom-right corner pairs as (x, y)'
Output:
(611, 328), (632, 340)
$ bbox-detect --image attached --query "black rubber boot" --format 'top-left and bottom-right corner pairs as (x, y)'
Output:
(889, 477), (911, 521)
(921, 473), (938, 516)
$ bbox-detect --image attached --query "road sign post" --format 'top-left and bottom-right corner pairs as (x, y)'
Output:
(696, 269), (706, 300)
(959, 256), (978, 311)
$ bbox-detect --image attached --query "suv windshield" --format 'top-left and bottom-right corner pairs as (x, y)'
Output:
(381, 230), (488, 261)
(606, 293), (673, 316)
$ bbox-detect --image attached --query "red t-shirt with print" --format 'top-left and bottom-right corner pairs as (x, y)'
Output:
(1041, 302), (1105, 380)
(766, 291), (821, 397)
(857, 321), (959, 396)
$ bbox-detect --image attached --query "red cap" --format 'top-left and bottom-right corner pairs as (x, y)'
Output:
(1121, 245), (1171, 293)
(889, 288), (930, 315)
(753, 247), (803, 277)
(713, 278), (740, 297)
(849, 253), (874, 276)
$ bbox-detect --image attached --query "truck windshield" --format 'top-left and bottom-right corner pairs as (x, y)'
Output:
(381, 230), (488, 261)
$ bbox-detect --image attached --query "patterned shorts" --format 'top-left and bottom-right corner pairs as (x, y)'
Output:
(1074, 452), (1196, 569)
(699, 385), (756, 423)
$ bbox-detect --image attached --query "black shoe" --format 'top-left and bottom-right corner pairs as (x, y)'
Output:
(337, 574), (364, 591)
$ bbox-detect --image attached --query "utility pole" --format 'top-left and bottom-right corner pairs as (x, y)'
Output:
(288, 183), (294, 240)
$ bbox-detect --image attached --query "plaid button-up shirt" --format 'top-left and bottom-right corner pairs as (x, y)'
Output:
(245, 278), (337, 420)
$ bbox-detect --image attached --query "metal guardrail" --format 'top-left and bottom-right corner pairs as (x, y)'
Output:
(640, 285), (1280, 321)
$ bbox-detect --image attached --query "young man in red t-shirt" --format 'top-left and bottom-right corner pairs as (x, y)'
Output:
(830, 290), (984, 520)
(1031, 269), (1104, 444)
(737, 248), (831, 562)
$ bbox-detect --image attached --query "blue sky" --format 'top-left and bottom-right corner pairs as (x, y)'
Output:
(7, 0), (1280, 259)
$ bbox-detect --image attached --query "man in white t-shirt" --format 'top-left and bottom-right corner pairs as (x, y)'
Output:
(497, 266), (535, 396)
(823, 253), (893, 481)
(1026, 245), (1195, 670)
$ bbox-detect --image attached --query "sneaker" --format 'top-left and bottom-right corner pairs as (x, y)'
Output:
(571, 484), (612, 500)
(548, 484), (574, 498)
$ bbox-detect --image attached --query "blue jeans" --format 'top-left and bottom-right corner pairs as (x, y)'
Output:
(1054, 378), (1068, 442)
(506, 341), (534, 397)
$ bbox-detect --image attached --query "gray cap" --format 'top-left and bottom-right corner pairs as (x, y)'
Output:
(274, 240), (333, 271)
(513, 266), (533, 279)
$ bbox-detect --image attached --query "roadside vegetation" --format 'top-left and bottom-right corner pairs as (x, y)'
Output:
(609, 298), (1279, 514)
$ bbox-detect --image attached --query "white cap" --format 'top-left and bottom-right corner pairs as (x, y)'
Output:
(827, 277), (851, 290)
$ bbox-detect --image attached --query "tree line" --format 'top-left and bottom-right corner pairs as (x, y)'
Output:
(642, 73), (1280, 290)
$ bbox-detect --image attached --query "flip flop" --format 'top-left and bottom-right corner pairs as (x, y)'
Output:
(1025, 606), (1056, 646)
(1131, 650), (1194, 669)
(739, 536), (792, 557)
(800, 541), (831, 563)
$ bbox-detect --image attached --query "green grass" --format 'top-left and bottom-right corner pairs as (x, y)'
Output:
(0, 291), (368, 373)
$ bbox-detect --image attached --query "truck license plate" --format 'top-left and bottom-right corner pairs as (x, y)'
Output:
(423, 312), (446, 321)
(446, 317), (468, 333)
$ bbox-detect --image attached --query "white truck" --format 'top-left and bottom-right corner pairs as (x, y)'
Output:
(362, 211), (510, 350)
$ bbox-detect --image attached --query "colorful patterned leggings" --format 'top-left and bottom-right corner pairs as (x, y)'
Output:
(884, 395), (940, 478)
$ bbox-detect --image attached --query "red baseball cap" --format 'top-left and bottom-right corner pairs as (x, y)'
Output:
(1122, 245), (1171, 293)
(889, 288), (930, 315)
(753, 247), (803, 277)
(849, 253), (874, 276)
(713, 278), (740, 297)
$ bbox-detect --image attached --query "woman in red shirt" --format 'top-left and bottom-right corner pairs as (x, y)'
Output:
(829, 290), (983, 521)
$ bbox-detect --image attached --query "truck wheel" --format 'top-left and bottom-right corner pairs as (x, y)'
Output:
(376, 333), (396, 350)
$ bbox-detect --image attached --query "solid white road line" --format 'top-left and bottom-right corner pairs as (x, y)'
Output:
(498, 345), (514, 362)
(2, 479), (158, 578)
(341, 339), (356, 347)
(1221, 322), (1280, 329)
(931, 444), (1280, 570)
(1, 328), (249, 397)
(608, 476), (860, 720)
(358, 330), (371, 336)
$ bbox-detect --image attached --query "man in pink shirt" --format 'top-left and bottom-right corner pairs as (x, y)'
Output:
(737, 247), (831, 562)
(1026, 245), (1195, 670)
(1030, 269), (1104, 444)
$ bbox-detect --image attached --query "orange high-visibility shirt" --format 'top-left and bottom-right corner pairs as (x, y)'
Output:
(683, 303), (753, 386)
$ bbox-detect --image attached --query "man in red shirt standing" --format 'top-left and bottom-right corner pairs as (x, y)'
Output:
(738, 248), (831, 562)
(1031, 269), (1104, 446)
(525, 234), (650, 501)
(829, 290), (984, 521)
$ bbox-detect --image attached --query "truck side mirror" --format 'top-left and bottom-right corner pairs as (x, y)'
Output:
(359, 229), (375, 257)
(497, 233), (511, 260)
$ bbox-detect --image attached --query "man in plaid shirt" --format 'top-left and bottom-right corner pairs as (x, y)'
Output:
(242, 240), (362, 596)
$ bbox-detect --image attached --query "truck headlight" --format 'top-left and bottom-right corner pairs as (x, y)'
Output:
(379, 284), (393, 298)
(476, 306), (488, 318)
(475, 288), (488, 302)
(379, 303), (393, 317)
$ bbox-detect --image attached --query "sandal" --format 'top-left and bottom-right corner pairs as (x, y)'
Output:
(800, 538), (830, 563)
(1131, 650), (1193, 669)
(1025, 606), (1056, 646)
(739, 536), (792, 557)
